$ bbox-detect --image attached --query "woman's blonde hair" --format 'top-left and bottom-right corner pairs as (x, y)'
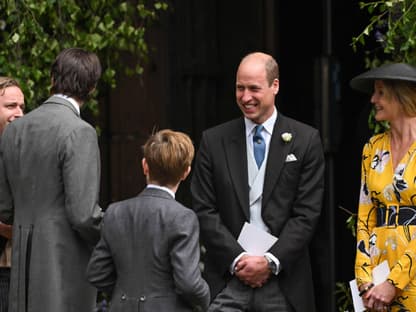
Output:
(383, 80), (416, 117)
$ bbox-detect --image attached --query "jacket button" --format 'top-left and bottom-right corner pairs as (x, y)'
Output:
(121, 294), (126, 300)
(139, 295), (146, 302)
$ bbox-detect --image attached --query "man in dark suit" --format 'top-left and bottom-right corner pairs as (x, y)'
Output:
(190, 52), (325, 312)
(0, 77), (24, 312)
(0, 48), (103, 312)
(87, 129), (210, 312)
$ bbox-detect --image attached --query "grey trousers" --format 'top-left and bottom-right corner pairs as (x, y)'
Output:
(208, 275), (294, 312)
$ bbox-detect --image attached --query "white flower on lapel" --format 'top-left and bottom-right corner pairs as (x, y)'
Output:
(281, 132), (292, 143)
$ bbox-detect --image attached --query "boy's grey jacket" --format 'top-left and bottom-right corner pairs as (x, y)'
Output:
(87, 187), (210, 312)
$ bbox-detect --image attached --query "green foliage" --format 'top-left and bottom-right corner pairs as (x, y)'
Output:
(335, 282), (354, 312)
(352, 0), (416, 133)
(0, 0), (169, 112)
(352, 0), (416, 67)
(346, 214), (357, 238)
(339, 205), (357, 238)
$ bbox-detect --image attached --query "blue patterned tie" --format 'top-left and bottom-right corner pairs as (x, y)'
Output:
(253, 125), (265, 168)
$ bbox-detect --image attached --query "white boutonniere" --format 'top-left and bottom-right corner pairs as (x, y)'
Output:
(281, 132), (292, 143)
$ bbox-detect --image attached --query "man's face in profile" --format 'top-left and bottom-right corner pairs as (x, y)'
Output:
(0, 86), (24, 134)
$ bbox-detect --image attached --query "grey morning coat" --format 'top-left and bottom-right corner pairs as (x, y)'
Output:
(0, 96), (103, 312)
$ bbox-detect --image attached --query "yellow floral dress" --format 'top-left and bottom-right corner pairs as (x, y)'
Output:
(356, 132), (416, 311)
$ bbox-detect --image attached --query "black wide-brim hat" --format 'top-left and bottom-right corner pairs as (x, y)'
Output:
(350, 62), (416, 94)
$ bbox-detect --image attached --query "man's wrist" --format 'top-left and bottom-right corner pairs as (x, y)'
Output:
(230, 252), (247, 274)
(264, 254), (277, 274)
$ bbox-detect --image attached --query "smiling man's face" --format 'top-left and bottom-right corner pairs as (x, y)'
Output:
(0, 85), (25, 134)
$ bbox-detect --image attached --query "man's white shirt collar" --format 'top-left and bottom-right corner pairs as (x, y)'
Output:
(245, 106), (278, 137)
(54, 94), (80, 115)
(146, 184), (175, 199)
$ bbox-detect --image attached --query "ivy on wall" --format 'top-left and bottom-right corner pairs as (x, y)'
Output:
(352, 0), (416, 67)
(352, 0), (416, 134)
(0, 0), (169, 113)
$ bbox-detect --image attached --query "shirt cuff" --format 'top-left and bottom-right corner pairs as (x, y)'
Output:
(230, 252), (248, 274)
(264, 252), (281, 275)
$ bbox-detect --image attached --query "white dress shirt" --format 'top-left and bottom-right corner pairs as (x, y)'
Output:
(54, 93), (80, 115)
(230, 107), (281, 274)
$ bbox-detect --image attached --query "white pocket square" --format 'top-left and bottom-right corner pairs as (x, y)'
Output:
(285, 154), (297, 162)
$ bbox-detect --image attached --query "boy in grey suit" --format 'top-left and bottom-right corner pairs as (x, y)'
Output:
(87, 129), (210, 312)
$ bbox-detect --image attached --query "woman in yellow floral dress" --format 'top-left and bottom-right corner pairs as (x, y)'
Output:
(351, 63), (416, 312)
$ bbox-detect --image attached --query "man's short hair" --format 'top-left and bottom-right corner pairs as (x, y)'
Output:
(50, 47), (102, 102)
(0, 77), (21, 96)
(143, 129), (194, 186)
(240, 52), (279, 86)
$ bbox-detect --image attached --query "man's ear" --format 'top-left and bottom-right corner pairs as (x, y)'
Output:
(142, 158), (149, 176)
(273, 78), (280, 95)
(181, 166), (191, 181)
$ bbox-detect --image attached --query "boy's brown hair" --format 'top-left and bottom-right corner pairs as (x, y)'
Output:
(143, 129), (194, 186)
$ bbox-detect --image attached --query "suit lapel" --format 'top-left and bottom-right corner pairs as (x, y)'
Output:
(224, 120), (250, 220)
(262, 114), (292, 206)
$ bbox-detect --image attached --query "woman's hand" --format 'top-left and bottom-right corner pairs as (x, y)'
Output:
(363, 280), (396, 311)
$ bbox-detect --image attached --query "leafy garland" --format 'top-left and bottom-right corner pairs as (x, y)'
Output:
(0, 0), (169, 113)
(352, 0), (416, 134)
(352, 0), (416, 67)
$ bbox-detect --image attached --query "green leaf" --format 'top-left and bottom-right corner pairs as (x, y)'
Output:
(0, 0), (169, 111)
(11, 33), (20, 43)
